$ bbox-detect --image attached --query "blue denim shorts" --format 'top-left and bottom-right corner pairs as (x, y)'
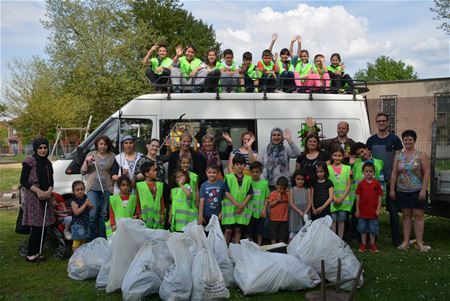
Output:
(71, 223), (90, 240)
(331, 211), (348, 222)
(357, 218), (379, 235)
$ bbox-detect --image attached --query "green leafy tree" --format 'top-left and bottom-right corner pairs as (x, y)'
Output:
(430, 0), (450, 34)
(131, 0), (221, 58)
(354, 56), (419, 82)
(3, 59), (89, 143)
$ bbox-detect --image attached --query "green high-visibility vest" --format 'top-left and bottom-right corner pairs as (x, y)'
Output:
(312, 65), (328, 78)
(350, 158), (385, 204)
(277, 59), (294, 75)
(295, 62), (313, 77)
(171, 184), (197, 232)
(178, 56), (202, 78)
(222, 173), (252, 225)
(327, 65), (342, 73)
(328, 165), (352, 212)
(240, 63), (258, 80)
(137, 181), (164, 229)
(219, 60), (238, 71)
(150, 57), (173, 75)
(105, 194), (137, 238)
(189, 171), (199, 214)
(249, 179), (269, 218)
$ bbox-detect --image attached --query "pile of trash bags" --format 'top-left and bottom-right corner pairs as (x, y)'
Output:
(67, 215), (363, 300)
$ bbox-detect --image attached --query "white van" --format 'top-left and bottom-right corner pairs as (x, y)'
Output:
(52, 92), (371, 198)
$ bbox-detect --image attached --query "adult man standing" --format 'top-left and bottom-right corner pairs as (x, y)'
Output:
(366, 112), (403, 246)
(322, 121), (356, 165)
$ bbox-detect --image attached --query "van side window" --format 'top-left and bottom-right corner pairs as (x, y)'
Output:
(160, 119), (257, 154)
(88, 118), (153, 154)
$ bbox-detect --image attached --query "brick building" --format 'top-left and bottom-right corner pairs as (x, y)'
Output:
(364, 77), (450, 157)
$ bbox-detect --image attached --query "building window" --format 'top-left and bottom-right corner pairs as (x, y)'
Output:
(380, 95), (397, 134)
(435, 92), (450, 145)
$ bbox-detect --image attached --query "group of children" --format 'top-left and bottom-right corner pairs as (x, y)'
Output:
(67, 141), (382, 255)
(143, 34), (355, 93)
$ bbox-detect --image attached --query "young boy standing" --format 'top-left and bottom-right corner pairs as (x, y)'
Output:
(136, 161), (165, 229)
(248, 161), (270, 245)
(222, 154), (253, 244)
(268, 176), (289, 244)
(198, 164), (225, 226)
(355, 162), (383, 253)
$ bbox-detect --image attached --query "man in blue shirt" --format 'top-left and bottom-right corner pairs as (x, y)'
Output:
(366, 112), (403, 246)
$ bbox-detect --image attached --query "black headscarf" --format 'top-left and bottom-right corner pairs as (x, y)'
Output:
(32, 138), (53, 190)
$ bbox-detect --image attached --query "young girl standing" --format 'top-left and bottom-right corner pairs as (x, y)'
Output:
(178, 154), (199, 210)
(170, 169), (195, 232)
(71, 181), (94, 252)
(311, 161), (334, 221)
(327, 148), (351, 239)
(106, 176), (138, 237)
(289, 169), (312, 241)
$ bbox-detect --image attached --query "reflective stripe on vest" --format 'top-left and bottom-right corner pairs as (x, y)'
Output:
(277, 60), (294, 75)
(179, 56), (202, 78)
(350, 158), (385, 202)
(105, 194), (137, 237)
(151, 57), (173, 75)
(328, 165), (351, 212)
(171, 185), (196, 232)
(221, 173), (252, 225)
(249, 179), (269, 218)
(137, 181), (164, 229)
(219, 60), (238, 71)
(327, 65), (342, 73)
(240, 63), (258, 80)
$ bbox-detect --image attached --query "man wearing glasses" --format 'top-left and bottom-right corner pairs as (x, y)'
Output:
(366, 112), (403, 247)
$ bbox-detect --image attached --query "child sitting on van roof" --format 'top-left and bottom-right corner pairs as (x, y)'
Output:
(219, 49), (240, 93)
(143, 44), (172, 92)
(239, 51), (259, 93)
(256, 49), (279, 93)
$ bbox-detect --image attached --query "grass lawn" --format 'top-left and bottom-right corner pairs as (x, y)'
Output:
(1, 209), (449, 301)
(0, 168), (21, 191)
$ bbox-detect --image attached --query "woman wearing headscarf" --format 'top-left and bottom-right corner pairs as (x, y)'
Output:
(111, 135), (142, 193)
(255, 128), (301, 189)
(199, 133), (233, 179)
(20, 137), (55, 262)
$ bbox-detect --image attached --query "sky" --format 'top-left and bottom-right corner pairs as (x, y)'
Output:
(1, 0), (449, 83)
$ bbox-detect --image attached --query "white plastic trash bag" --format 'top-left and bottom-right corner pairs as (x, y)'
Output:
(230, 240), (319, 295)
(106, 218), (170, 293)
(121, 239), (173, 301)
(184, 222), (230, 300)
(287, 215), (364, 289)
(95, 237), (113, 289)
(205, 215), (235, 287)
(159, 233), (194, 301)
(67, 237), (109, 280)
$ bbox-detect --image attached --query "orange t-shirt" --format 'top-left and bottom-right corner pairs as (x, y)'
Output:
(268, 190), (289, 221)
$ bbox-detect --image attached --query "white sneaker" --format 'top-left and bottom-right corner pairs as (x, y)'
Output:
(64, 229), (72, 240)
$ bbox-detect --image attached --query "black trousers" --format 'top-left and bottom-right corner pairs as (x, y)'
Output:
(27, 226), (47, 256)
(145, 68), (170, 89)
(328, 72), (354, 91)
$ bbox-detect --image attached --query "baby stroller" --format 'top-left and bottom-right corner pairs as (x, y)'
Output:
(18, 191), (72, 260)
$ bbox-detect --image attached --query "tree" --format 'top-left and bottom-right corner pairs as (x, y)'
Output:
(354, 56), (419, 82)
(430, 0), (450, 34)
(2, 58), (89, 143)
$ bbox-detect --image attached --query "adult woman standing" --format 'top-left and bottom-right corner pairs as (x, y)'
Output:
(20, 138), (55, 262)
(168, 131), (207, 185)
(256, 128), (300, 189)
(112, 135), (142, 193)
(296, 133), (330, 183)
(81, 135), (118, 239)
(199, 133), (233, 179)
(228, 131), (257, 176)
(135, 138), (167, 182)
(390, 130), (430, 252)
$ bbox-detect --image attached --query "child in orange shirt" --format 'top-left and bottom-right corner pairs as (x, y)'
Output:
(268, 176), (289, 244)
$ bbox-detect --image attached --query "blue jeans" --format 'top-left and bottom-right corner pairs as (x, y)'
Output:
(87, 190), (110, 240)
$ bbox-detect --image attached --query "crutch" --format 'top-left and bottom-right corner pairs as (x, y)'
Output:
(37, 199), (48, 265)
